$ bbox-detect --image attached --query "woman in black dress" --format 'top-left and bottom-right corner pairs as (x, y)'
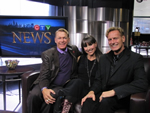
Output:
(78, 35), (102, 98)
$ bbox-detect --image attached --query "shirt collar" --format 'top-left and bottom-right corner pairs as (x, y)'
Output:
(113, 47), (125, 60)
(57, 47), (68, 54)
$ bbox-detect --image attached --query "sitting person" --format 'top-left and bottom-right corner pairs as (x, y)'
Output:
(81, 27), (148, 113)
(77, 35), (102, 98)
(27, 28), (83, 113)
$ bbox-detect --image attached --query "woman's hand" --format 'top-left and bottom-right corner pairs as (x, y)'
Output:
(81, 91), (95, 105)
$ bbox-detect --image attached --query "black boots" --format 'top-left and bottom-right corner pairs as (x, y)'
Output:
(61, 99), (72, 113)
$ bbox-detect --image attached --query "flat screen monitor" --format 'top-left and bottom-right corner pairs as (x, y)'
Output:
(132, 17), (150, 34)
(0, 16), (68, 57)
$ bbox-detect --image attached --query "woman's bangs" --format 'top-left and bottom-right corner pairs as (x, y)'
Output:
(82, 39), (93, 47)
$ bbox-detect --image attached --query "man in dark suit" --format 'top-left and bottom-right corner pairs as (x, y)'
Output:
(27, 28), (83, 113)
(81, 27), (148, 113)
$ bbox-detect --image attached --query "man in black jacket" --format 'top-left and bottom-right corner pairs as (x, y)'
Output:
(27, 28), (83, 113)
(81, 27), (148, 113)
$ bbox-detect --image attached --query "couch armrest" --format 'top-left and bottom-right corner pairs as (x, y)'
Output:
(130, 92), (147, 113)
(146, 87), (150, 113)
(21, 71), (40, 113)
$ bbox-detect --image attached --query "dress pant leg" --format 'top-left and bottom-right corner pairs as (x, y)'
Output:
(81, 94), (100, 113)
(96, 97), (117, 113)
(27, 84), (51, 113)
(96, 96), (130, 113)
(62, 78), (84, 104)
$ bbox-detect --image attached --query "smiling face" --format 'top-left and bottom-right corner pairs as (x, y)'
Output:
(55, 31), (70, 50)
(107, 30), (125, 55)
(83, 43), (97, 56)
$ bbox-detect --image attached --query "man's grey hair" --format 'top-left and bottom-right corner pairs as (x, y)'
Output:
(55, 28), (69, 37)
(106, 27), (125, 38)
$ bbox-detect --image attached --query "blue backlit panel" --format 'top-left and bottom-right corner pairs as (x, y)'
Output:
(0, 16), (68, 57)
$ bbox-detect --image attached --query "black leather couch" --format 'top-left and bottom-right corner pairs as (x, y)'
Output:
(21, 58), (150, 113)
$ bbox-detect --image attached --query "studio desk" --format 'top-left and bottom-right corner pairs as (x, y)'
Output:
(135, 45), (150, 57)
(0, 66), (35, 111)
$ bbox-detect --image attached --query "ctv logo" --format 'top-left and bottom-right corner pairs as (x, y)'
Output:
(34, 25), (51, 31)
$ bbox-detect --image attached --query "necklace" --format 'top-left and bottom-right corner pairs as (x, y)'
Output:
(87, 58), (96, 87)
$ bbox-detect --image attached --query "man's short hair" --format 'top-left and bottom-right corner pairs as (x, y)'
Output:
(55, 28), (69, 37)
(106, 27), (125, 38)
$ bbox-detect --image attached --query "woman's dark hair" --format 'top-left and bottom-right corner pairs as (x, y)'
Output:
(81, 35), (102, 62)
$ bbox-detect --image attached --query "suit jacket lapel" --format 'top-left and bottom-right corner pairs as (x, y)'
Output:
(105, 54), (112, 83)
(53, 47), (59, 68)
(68, 46), (76, 71)
(110, 48), (130, 76)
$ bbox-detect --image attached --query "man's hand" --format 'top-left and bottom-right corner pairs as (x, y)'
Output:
(42, 88), (56, 104)
(81, 91), (95, 106)
(99, 90), (115, 102)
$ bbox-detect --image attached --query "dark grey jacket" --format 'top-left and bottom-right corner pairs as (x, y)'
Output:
(33, 45), (81, 89)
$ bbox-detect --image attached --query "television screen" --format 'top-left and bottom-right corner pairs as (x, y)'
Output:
(132, 17), (150, 34)
(0, 16), (68, 57)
